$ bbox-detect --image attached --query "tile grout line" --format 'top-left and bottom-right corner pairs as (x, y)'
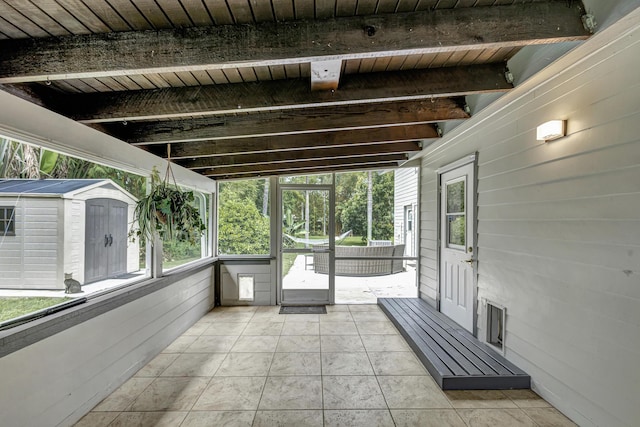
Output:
(184, 318), (232, 420)
(319, 320), (325, 426)
(359, 317), (396, 422)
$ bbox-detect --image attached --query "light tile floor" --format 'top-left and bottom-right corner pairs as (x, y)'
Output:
(75, 305), (576, 427)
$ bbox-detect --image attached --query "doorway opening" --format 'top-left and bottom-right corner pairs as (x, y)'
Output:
(276, 169), (418, 305)
(438, 156), (477, 334)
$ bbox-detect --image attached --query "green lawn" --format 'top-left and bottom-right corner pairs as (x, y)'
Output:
(282, 252), (298, 276)
(303, 235), (366, 246)
(340, 235), (367, 246)
(0, 297), (72, 323)
(163, 256), (201, 269)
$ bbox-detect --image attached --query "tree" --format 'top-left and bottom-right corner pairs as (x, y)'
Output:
(0, 138), (55, 179)
(339, 170), (394, 242)
(340, 178), (367, 239)
(217, 199), (270, 254)
(218, 179), (270, 254)
(371, 171), (394, 241)
(334, 172), (360, 233)
(0, 138), (146, 198)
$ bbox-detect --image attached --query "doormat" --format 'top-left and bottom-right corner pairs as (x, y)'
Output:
(280, 306), (327, 314)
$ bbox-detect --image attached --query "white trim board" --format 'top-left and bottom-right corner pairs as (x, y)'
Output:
(414, 5), (640, 163)
(436, 153), (477, 174)
(0, 90), (216, 193)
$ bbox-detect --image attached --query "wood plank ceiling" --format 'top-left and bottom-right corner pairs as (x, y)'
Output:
(0, 0), (591, 180)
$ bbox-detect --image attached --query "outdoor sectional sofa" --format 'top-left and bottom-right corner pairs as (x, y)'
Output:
(313, 244), (405, 276)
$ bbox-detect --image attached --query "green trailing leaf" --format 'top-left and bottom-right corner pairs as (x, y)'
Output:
(0, 138), (10, 177)
(39, 149), (59, 175)
(129, 166), (206, 244)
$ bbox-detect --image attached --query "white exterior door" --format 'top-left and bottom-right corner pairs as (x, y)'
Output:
(440, 162), (476, 333)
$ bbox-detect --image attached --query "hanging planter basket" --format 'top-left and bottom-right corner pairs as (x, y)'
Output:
(130, 146), (205, 244)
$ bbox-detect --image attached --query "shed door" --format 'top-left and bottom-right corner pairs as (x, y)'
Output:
(85, 199), (109, 283)
(109, 201), (128, 277)
(439, 162), (476, 333)
(85, 198), (128, 284)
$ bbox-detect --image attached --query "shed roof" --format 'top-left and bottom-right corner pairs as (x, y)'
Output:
(0, 179), (105, 195)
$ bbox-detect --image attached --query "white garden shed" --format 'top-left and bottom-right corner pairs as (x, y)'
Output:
(0, 179), (139, 290)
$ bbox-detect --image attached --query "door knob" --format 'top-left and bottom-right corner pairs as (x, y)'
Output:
(462, 258), (475, 264)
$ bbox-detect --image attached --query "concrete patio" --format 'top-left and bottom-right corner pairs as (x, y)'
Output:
(282, 254), (418, 304)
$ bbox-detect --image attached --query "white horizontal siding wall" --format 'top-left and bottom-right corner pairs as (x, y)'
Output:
(0, 202), (23, 283)
(419, 12), (640, 427)
(419, 170), (438, 305)
(221, 261), (275, 305)
(127, 203), (139, 273)
(64, 199), (84, 283)
(0, 197), (62, 289)
(24, 200), (61, 288)
(0, 266), (214, 427)
(394, 167), (418, 254)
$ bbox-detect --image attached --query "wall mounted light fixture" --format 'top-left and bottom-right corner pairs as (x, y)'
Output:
(536, 120), (566, 142)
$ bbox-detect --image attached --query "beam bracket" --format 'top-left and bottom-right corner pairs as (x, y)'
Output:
(581, 14), (597, 34)
(504, 69), (514, 84)
(310, 60), (342, 91)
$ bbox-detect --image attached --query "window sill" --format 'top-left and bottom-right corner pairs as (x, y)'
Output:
(216, 255), (274, 262)
(0, 258), (216, 359)
(162, 256), (218, 275)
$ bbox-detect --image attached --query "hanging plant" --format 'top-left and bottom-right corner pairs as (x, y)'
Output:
(130, 149), (205, 244)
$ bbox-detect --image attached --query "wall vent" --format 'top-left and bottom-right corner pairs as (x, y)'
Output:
(486, 302), (505, 351)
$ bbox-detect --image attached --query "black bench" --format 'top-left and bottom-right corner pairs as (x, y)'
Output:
(378, 298), (530, 390)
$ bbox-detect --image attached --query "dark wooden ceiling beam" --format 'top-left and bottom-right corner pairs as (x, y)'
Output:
(66, 64), (504, 123)
(209, 162), (403, 180)
(0, 2), (589, 84)
(110, 98), (464, 144)
(200, 154), (408, 177)
(146, 125), (437, 159)
(0, 84), (51, 108)
(179, 141), (421, 169)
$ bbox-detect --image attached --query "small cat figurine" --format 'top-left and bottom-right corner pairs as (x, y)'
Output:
(64, 273), (83, 294)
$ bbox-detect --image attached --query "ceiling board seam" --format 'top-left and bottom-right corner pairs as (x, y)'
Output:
(152, 0), (175, 27)
(101, 0), (134, 31)
(125, 1), (156, 29)
(35, 0), (90, 35)
(2, 1), (56, 37)
(176, 0), (196, 26)
(70, 0), (114, 33)
(0, 15), (29, 39)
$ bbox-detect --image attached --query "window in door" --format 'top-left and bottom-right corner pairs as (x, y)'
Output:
(445, 178), (466, 250)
